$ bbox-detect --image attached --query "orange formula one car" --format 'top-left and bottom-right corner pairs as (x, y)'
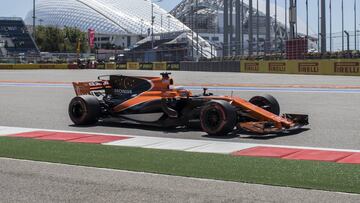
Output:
(69, 73), (309, 136)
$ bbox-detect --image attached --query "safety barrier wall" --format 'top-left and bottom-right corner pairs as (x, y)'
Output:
(0, 64), (69, 69)
(0, 62), (176, 71)
(105, 63), (116, 70)
(153, 62), (167, 70)
(166, 62), (180, 71)
(125, 62), (179, 71)
(139, 63), (154, 70)
(180, 61), (241, 72)
(241, 59), (360, 76)
(0, 64), (14, 69)
(96, 64), (105, 69)
(1, 60), (360, 76)
(117, 63), (127, 70)
(126, 62), (140, 70)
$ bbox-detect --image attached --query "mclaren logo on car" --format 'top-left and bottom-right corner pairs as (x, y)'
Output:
(113, 89), (133, 95)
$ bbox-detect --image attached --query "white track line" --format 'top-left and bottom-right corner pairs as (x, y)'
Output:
(147, 139), (211, 151)
(0, 126), (35, 136)
(1, 126), (360, 154)
(186, 142), (258, 154)
(105, 137), (171, 148)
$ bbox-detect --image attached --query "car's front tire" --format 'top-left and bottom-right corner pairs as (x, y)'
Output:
(68, 95), (101, 125)
(200, 100), (237, 136)
(249, 94), (280, 115)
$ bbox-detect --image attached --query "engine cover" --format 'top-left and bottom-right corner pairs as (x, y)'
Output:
(109, 75), (152, 99)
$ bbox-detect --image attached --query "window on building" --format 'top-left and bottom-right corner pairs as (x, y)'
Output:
(212, 37), (219, 41)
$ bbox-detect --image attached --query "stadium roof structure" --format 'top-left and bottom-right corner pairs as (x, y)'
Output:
(25, 0), (190, 35)
(24, 0), (216, 58)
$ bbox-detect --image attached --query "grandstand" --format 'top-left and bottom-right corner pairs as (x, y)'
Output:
(0, 17), (39, 57)
(122, 31), (216, 62)
(125, 38), (188, 62)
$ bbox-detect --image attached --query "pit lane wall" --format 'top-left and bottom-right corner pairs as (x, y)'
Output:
(240, 59), (360, 76)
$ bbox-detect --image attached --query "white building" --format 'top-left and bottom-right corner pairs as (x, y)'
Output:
(25, 0), (216, 58)
(25, 0), (190, 49)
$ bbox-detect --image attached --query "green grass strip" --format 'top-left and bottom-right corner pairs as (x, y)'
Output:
(0, 137), (359, 194)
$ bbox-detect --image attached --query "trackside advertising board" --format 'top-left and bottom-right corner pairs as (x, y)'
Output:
(0, 64), (68, 69)
(153, 62), (167, 70)
(139, 63), (154, 70)
(166, 63), (180, 71)
(241, 59), (360, 76)
(127, 62), (140, 70)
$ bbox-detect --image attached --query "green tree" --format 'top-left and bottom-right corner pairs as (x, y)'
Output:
(35, 26), (89, 53)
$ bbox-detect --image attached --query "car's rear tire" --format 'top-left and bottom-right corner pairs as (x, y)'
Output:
(249, 94), (280, 115)
(200, 100), (237, 136)
(68, 95), (101, 125)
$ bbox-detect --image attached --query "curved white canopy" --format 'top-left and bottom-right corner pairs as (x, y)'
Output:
(25, 0), (190, 35)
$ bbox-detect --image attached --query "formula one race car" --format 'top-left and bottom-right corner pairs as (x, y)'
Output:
(68, 73), (309, 136)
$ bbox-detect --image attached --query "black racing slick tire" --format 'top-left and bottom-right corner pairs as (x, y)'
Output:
(68, 95), (101, 125)
(200, 100), (237, 136)
(249, 94), (280, 115)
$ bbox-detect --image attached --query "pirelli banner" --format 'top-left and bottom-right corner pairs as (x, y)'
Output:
(139, 63), (154, 70)
(241, 60), (360, 76)
(105, 63), (116, 70)
(127, 62), (140, 70)
(166, 62), (180, 71)
(153, 62), (167, 70)
(328, 61), (360, 75)
(116, 63), (127, 70)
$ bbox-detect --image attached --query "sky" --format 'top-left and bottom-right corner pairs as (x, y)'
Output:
(0, 0), (358, 38)
(0, 0), (181, 18)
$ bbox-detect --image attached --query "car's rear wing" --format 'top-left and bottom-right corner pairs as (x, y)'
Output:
(72, 81), (110, 96)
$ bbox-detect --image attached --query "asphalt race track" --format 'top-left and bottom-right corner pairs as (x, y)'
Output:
(1, 158), (359, 203)
(0, 69), (360, 150)
(1, 70), (360, 202)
